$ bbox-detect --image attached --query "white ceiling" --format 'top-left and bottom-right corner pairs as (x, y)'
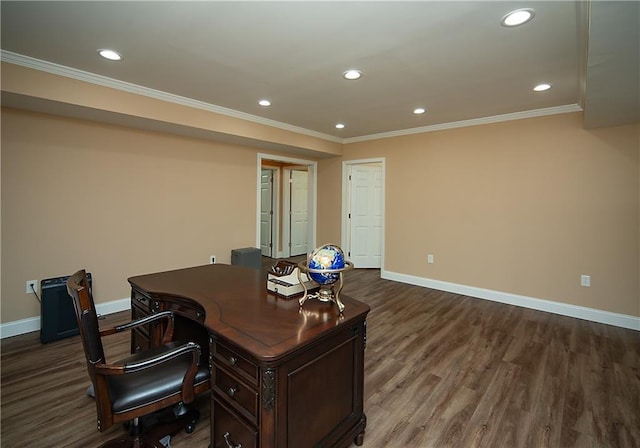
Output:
(1, 1), (638, 142)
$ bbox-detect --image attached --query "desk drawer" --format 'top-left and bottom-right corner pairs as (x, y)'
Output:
(131, 290), (152, 312)
(213, 397), (258, 448)
(214, 366), (258, 422)
(131, 305), (150, 334)
(165, 299), (205, 324)
(213, 341), (258, 385)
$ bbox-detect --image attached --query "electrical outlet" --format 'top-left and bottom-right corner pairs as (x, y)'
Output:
(26, 280), (38, 294)
(580, 275), (591, 287)
(427, 254), (434, 264)
(210, 255), (217, 264)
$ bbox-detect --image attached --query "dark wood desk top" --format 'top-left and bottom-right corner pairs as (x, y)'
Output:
(128, 264), (370, 363)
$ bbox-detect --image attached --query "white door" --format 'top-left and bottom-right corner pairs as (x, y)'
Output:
(290, 169), (308, 256)
(348, 164), (383, 268)
(260, 169), (274, 257)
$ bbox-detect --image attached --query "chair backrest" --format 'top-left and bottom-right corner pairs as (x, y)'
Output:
(66, 269), (105, 387)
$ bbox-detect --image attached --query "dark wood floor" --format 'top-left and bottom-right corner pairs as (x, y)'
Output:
(1, 265), (639, 447)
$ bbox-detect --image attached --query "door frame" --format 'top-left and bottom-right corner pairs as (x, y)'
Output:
(257, 153), (317, 258)
(342, 158), (386, 271)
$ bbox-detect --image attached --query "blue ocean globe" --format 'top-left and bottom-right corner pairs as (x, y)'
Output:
(308, 244), (346, 285)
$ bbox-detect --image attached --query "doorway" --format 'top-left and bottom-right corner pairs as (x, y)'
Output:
(257, 154), (317, 259)
(342, 159), (385, 269)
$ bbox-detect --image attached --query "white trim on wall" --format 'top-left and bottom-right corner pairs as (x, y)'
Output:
(0, 297), (131, 339)
(3, 273), (637, 338)
(382, 270), (640, 331)
(1, 51), (582, 145)
(0, 50), (343, 144)
(343, 105), (583, 143)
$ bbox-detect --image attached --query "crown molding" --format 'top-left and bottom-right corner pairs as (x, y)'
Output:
(0, 50), (343, 144)
(344, 104), (584, 144)
(2, 50), (584, 146)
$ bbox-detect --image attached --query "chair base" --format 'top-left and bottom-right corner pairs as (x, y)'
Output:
(99, 406), (199, 448)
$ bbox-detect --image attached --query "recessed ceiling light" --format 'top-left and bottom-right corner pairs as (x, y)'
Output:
(500, 8), (535, 27)
(343, 70), (362, 80)
(335, 123), (345, 129)
(413, 108), (426, 114)
(533, 83), (552, 92)
(98, 49), (122, 61)
(258, 99), (271, 107)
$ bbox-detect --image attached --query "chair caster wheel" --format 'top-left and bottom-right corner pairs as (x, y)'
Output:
(185, 420), (197, 434)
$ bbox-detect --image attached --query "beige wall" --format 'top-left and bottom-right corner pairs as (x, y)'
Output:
(2, 105), (639, 325)
(328, 113), (639, 317)
(1, 108), (267, 322)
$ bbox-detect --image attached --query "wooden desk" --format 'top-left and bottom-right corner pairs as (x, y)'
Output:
(128, 264), (370, 448)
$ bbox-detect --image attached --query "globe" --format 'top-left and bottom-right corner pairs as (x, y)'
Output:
(308, 244), (346, 285)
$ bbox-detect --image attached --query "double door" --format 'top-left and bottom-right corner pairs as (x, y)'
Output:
(260, 167), (310, 258)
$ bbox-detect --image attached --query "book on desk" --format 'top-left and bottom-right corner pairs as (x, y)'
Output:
(266, 260), (317, 298)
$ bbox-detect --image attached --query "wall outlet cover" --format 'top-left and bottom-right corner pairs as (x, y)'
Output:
(580, 275), (591, 287)
(26, 280), (38, 294)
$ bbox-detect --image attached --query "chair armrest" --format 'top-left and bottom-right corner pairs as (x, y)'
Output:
(99, 310), (175, 343)
(122, 341), (200, 374)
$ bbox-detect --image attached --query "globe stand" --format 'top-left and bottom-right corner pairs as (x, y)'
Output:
(297, 260), (354, 313)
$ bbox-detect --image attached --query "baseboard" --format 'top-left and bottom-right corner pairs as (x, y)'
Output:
(95, 298), (131, 317)
(381, 270), (640, 331)
(0, 297), (131, 339)
(4, 275), (637, 336)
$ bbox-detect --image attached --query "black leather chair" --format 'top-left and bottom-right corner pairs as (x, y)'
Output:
(66, 269), (210, 448)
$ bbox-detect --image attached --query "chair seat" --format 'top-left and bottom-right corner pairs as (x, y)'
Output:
(108, 342), (210, 414)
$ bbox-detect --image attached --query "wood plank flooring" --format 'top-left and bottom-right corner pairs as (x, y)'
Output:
(1, 267), (638, 447)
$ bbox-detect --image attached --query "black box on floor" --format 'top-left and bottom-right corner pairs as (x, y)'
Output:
(231, 247), (261, 270)
(40, 273), (92, 343)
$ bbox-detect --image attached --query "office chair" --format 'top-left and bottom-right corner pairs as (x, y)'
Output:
(66, 269), (210, 448)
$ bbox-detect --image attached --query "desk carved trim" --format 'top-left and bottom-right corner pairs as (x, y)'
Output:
(261, 369), (275, 413)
